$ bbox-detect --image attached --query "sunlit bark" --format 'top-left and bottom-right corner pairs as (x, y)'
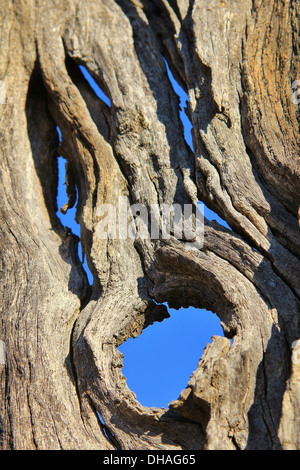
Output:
(0, 0), (299, 449)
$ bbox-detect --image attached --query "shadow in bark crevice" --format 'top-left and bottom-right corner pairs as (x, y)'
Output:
(115, 0), (195, 209)
(246, 324), (287, 450)
(25, 64), (90, 299)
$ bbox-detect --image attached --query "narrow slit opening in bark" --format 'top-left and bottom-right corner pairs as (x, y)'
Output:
(56, 127), (93, 285)
(78, 65), (111, 107)
(163, 58), (193, 151)
(118, 306), (224, 408)
(96, 412), (119, 450)
(203, 204), (231, 230)
(163, 58), (231, 230)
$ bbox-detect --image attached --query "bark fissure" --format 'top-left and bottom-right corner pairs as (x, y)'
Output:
(0, 0), (299, 450)
(94, 408), (120, 451)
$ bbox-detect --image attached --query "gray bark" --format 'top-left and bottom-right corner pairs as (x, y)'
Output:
(0, 0), (299, 450)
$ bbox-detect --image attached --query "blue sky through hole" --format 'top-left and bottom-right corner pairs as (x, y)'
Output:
(163, 58), (230, 230)
(56, 62), (228, 409)
(56, 127), (93, 284)
(119, 306), (223, 408)
(119, 61), (227, 408)
(79, 65), (111, 107)
(162, 58), (193, 152)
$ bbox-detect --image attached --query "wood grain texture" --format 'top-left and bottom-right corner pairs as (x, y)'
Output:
(0, 0), (299, 450)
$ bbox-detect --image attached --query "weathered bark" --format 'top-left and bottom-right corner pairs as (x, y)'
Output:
(0, 0), (299, 450)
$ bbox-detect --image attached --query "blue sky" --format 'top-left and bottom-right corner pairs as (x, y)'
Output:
(56, 63), (227, 409)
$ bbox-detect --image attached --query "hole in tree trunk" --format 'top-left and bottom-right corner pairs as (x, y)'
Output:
(118, 305), (224, 409)
(163, 58), (231, 231)
(56, 127), (93, 285)
(78, 65), (111, 107)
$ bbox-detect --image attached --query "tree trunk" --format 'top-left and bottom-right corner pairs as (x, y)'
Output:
(0, 0), (299, 450)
